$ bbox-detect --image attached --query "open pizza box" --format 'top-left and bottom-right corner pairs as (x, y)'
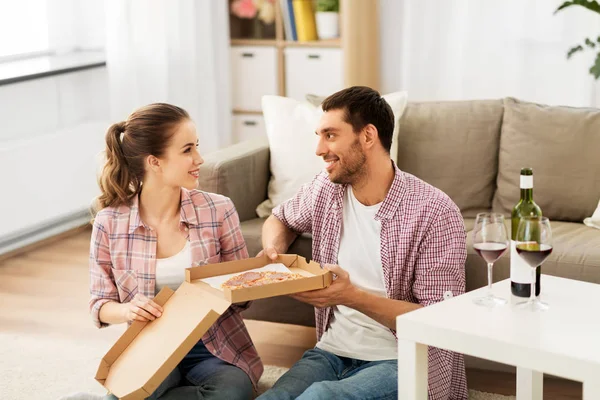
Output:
(95, 254), (332, 399)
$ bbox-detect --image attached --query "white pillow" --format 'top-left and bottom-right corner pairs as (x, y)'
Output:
(256, 91), (408, 218)
(584, 199), (600, 229)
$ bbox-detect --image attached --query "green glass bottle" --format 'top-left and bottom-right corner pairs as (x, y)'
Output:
(511, 167), (542, 297)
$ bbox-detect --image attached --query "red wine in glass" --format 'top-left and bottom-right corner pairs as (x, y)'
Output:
(516, 244), (553, 268)
(473, 242), (508, 264)
(472, 213), (509, 307)
(515, 216), (553, 311)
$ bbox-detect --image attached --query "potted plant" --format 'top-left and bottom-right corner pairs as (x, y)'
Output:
(554, 0), (600, 79)
(315, 0), (339, 40)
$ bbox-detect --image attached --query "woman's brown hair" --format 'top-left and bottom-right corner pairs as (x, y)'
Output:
(97, 103), (190, 210)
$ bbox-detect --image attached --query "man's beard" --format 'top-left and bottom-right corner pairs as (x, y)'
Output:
(328, 139), (366, 185)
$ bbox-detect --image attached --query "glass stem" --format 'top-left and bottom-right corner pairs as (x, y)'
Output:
(487, 263), (493, 297)
(530, 267), (537, 304)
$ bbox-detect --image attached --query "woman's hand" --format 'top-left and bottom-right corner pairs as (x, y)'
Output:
(124, 293), (163, 322)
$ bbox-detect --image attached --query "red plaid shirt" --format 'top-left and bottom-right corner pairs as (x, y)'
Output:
(273, 163), (468, 400)
(89, 188), (263, 388)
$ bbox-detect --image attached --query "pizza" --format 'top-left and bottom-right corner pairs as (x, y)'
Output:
(221, 270), (304, 290)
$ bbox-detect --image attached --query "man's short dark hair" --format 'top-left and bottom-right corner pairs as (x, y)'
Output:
(321, 86), (395, 153)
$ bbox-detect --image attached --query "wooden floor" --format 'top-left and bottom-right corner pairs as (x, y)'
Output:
(0, 228), (582, 399)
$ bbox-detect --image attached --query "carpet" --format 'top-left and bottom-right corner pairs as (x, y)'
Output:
(0, 330), (514, 399)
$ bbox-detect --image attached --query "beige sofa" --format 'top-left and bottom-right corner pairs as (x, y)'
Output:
(198, 97), (600, 350)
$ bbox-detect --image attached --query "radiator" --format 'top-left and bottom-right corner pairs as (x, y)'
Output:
(0, 120), (108, 255)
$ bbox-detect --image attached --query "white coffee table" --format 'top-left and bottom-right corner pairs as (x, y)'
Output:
(396, 275), (600, 399)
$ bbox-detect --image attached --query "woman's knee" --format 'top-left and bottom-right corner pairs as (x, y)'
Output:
(206, 368), (253, 400)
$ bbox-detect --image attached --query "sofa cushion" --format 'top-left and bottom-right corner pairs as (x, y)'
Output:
(463, 217), (476, 233)
(240, 218), (267, 257)
(240, 218), (313, 260)
(240, 217), (316, 327)
(397, 100), (504, 217)
(493, 97), (600, 222)
(466, 219), (600, 292)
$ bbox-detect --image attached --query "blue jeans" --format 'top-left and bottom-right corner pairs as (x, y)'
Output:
(104, 340), (252, 400)
(256, 347), (397, 400)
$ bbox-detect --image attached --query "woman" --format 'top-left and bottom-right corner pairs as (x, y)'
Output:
(89, 103), (262, 399)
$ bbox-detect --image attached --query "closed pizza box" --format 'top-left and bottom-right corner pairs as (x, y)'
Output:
(185, 253), (333, 303)
(96, 254), (331, 399)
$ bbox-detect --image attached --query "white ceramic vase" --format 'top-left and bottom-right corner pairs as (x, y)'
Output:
(315, 11), (339, 40)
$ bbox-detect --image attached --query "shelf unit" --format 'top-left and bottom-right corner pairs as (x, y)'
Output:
(228, 0), (380, 143)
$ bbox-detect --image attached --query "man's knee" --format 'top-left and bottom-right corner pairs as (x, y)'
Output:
(256, 386), (295, 400)
(297, 381), (335, 400)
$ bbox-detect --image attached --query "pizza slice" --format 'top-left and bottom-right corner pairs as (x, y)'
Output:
(221, 270), (305, 290)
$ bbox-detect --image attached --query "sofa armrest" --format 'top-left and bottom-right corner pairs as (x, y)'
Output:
(198, 137), (270, 222)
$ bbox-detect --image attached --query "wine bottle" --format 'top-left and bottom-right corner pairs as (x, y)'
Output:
(511, 167), (542, 297)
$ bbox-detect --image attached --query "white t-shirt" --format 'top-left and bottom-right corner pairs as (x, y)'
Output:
(316, 187), (398, 361)
(155, 240), (192, 294)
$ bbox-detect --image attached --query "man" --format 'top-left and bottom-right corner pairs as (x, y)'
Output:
(256, 86), (468, 400)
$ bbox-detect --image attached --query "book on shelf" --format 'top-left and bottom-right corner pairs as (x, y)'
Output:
(292, 0), (317, 41)
(280, 0), (297, 41)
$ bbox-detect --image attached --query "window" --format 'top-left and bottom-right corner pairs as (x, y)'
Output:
(0, 0), (49, 59)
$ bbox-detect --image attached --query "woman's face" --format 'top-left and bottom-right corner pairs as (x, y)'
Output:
(156, 119), (204, 190)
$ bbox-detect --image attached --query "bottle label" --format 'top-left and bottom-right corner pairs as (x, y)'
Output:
(520, 176), (533, 189)
(510, 240), (532, 283)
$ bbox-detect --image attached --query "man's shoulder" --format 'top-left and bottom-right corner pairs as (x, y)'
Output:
(401, 172), (461, 215)
(312, 171), (338, 195)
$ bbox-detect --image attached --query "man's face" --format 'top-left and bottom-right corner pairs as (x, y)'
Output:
(315, 109), (366, 185)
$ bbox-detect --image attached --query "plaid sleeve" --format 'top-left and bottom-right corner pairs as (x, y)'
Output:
(412, 203), (467, 307)
(220, 198), (249, 262)
(272, 178), (315, 234)
(220, 199), (251, 310)
(89, 216), (119, 328)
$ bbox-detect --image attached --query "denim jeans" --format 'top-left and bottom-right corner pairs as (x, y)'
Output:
(256, 347), (397, 400)
(104, 340), (252, 400)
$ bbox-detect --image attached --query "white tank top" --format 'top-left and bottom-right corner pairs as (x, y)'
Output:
(155, 240), (192, 294)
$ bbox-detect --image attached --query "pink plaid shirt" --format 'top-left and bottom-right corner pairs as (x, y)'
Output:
(273, 163), (468, 400)
(89, 188), (263, 388)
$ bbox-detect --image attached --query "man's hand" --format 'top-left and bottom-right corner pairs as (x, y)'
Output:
(290, 264), (358, 308)
(256, 246), (279, 261)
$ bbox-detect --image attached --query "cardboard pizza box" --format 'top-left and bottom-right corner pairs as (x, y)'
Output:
(185, 253), (333, 303)
(95, 282), (230, 399)
(96, 254), (332, 399)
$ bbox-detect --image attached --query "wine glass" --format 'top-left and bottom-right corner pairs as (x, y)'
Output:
(472, 213), (509, 307)
(515, 216), (552, 311)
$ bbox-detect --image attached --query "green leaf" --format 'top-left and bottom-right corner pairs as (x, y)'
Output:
(316, 0), (339, 12)
(567, 44), (584, 58)
(554, 0), (600, 14)
(585, 38), (597, 48)
(590, 52), (600, 79)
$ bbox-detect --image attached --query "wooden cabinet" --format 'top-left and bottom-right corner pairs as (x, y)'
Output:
(228, 0), (380, 143)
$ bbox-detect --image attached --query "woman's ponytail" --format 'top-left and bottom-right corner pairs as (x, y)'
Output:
(97, 122), (137, 209)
